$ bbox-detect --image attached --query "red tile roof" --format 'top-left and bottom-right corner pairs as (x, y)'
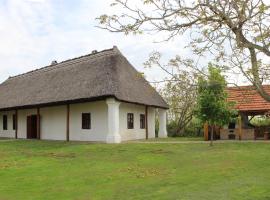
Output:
(227, 85), (270, 113)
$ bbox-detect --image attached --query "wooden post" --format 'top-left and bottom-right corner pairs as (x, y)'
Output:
(15, 110), (18, 139)
(145, 106), (148, 140)
(66, 104), (70, 142)
(37, 108), (40, 139)
(238, 115), (242, 140)
(204, 122), (209, 141)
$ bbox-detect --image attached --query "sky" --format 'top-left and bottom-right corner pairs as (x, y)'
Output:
(0, 0), (190, 83)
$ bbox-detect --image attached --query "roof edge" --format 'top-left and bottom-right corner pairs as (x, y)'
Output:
(0, 95), (169, 111)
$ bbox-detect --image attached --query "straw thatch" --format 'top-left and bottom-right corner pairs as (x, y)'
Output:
(0, 46), (168, 110)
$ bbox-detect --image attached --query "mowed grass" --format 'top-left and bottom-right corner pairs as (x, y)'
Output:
(140, 136), (204, 141)
(0, 140), (270, 200)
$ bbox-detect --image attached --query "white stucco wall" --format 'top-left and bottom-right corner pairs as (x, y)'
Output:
(40, 106), (66, 140)
(119, 102), (146, 141)
(0, 100), (159, 142)
(0, 111), (16, 138)
(70, 101), (108, 141)
(17, 109), (37, 139)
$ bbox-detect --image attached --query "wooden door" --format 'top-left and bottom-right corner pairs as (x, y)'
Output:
(27, 115), (37, 139)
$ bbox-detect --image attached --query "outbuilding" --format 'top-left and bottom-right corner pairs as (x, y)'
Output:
(204, 85), (270, 140)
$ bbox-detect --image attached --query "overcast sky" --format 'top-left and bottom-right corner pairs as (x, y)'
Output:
(0, 0), (192, 83)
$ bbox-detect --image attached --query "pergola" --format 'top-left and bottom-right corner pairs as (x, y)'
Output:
(204, 85), (270, 141)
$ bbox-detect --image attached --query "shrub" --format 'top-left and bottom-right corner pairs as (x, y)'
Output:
(167, 118), (203, 137)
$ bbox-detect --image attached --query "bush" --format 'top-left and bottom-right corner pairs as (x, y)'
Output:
(250, 116), (270, 127)
(167, 118), (203, 137)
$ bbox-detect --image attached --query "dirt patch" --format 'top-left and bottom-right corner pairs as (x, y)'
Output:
(150, 149), (172, 154)
(120, 164), (169, 178)
(20, 150), (76, 159)
(42, 152), (76, 159)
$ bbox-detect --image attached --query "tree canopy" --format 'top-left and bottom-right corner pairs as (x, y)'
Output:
(196, 64), (234, 125)
(97, 0), (270, 101)
(195, 64), (235, 144)
(161, 70), (197, 135)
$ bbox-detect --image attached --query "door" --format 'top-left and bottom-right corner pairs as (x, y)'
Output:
(27, 115), (37, 139)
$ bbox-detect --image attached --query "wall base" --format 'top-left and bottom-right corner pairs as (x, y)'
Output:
(106, 134), (121, 143)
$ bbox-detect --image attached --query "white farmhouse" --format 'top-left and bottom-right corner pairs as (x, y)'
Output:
(0, 46), (168, 143)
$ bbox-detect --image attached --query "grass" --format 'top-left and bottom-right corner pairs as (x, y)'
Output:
(0, 140), (270, 200)
(143, 136), (204, 141)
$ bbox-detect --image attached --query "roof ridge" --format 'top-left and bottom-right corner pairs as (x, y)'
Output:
(7, 46), (120, 81)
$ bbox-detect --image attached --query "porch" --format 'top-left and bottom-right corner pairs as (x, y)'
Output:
(204, 110), (270, 141)
(203, 85), (270, 141)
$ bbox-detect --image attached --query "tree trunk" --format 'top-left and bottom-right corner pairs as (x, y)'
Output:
(210, 125), (214, 146)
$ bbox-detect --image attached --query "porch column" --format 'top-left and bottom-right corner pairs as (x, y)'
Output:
(15, 110), (18, 139)
(147, 107), (156, 138)
(158, 109), (167, 138)
(106, 98), (121, 143)
(145, 106), (148, 140)
(238, 115), (242, 140)
(204, 122), (209, 141)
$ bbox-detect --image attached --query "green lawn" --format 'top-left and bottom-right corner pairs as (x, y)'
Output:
(141, 136), (204, 141)
(0, 140), (270, 200)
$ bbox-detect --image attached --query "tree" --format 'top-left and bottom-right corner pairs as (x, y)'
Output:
(144, 51), (197, 136)
(160, 70), (197, 136)
(97, 0), (270, 101)
(196, 64), (235, 146)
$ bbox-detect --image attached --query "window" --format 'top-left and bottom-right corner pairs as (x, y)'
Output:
(140, 114), (145, 129)
(13, 114), (16, 130)
(127, 113), (134, 129)
(82, 113), (91, 129)
(3, 115), (7, 130)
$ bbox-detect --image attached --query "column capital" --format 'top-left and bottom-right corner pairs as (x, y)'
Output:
(106, 98), (121, 106)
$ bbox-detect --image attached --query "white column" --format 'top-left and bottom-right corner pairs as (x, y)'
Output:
(148, 107), (156, 138)
(106, 98), (121, 143)
(158, 109), (167, 138)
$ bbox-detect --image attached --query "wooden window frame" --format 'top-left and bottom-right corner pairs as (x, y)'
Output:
(3, 115), (7, 130)
(82, 113), (91, 130)
(140, 114), (146, 129)
(127, 113), (134, 129)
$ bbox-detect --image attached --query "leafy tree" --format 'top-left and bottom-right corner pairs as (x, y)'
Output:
(144, 51), (198, 136)
(250, 116), (270, 127)
(195, 64), (235, 146)
(97, 0), (270, 101)
(161, 70), (197, 136)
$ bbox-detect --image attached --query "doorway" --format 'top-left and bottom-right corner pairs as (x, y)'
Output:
(27, 115), (37, 139)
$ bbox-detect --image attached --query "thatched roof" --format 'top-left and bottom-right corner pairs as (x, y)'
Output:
(0, 46), (168, 110)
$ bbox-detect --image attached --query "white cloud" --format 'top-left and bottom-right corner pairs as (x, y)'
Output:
(0, 0), (190, 83)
